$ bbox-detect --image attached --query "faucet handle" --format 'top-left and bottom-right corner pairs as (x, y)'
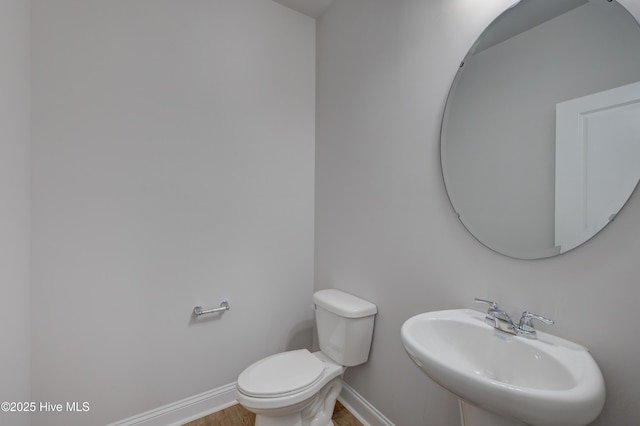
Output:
(474, 299), (500, 327)
(474, 298), (498, 310)
(518, 311), (554, 331)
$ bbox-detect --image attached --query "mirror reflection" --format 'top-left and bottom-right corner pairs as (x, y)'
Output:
(441, 0), (640, 259)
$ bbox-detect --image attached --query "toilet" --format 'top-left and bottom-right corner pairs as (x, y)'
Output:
(236, 289), (377, 426)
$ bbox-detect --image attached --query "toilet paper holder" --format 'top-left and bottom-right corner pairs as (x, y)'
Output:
(193, 301), (230, 316)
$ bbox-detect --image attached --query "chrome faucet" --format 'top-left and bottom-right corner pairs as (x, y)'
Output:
(474, 298), (554, 339)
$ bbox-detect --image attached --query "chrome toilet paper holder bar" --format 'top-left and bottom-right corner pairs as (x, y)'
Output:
(193, 300), (230, 316)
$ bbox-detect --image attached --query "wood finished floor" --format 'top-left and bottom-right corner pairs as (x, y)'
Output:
(182, 400), (363, 426)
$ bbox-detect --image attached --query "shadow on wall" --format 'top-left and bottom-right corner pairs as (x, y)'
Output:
(286, 319), (315, 351)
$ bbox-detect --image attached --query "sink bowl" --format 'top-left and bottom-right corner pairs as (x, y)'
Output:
(401, 309), (605, 426)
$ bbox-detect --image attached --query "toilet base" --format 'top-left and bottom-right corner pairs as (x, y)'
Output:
(251, 376), (343, 426)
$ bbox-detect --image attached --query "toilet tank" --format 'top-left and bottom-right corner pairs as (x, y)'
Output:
(313, 289), (377, 367)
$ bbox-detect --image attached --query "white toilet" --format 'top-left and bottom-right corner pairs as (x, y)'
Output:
(236, 289), (377, 426)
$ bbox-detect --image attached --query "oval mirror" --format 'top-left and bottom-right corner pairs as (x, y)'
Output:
(441, 0), (640, 259)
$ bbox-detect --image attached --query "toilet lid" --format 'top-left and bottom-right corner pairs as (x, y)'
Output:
(237, 349), (325, 398)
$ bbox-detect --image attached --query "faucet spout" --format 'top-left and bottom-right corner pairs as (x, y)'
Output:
(474, 298), (515, 333)
(488, 308), (516, 333)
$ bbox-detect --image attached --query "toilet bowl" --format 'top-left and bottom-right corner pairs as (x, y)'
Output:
(235, 289), (377, 426)
(236, 350), (345, 426)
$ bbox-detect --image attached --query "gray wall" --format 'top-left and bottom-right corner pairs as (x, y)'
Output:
(0, 1), (30, 426)
(316, 0), (640, 424)
(31, 1), (315, 425)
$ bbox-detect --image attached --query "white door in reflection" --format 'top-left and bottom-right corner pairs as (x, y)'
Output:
(555, 81), (640, 253)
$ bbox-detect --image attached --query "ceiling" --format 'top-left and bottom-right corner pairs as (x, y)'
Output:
(272, 0), (335, 18)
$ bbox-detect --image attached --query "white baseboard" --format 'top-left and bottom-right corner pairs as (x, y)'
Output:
(106, 380), (393, 426)
(106, 382), (238, 426)
(338, 382), (395, 426)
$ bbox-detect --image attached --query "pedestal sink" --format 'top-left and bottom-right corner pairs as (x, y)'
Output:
(401, 309), (605, 426)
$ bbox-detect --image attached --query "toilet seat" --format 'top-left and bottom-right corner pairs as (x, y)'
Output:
(237, 349), (325, 398)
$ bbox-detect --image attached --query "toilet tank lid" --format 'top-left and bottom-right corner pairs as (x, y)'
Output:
(313, 289), (377, 318)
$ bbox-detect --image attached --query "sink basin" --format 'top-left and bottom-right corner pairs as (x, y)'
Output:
(401, 309), (605, 426)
